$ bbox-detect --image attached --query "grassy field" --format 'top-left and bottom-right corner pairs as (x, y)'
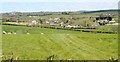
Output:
(2, 25), (82, 34)
(97, 25), (118, 32)
(2, 25), (118, 60)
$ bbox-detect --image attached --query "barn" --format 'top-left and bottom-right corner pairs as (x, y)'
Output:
(95, 14), (113, 25)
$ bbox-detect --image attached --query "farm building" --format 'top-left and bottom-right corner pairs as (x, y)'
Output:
(28, 20), (38, 26)
(95, 16), (112, 22)
(94, 14), (117, 25)
(65, 25), (80, 28)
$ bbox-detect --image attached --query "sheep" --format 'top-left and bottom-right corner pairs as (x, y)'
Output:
(27, 33), (30, 34)
(41, 33), (44, 35)
(3, 31), (7, 34)
(13, 32), (16, 34)
(11, 32), (16, 34)
(8, 32), (12, 34)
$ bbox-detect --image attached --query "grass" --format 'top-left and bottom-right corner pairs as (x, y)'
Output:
(2, 25), (83, 34)
(2, 25), (118, 60)
(97, 25), (118, 32)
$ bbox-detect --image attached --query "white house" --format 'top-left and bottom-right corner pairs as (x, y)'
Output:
(28, 20), (37, 26)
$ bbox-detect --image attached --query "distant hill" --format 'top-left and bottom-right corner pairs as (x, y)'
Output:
(81, 9), (119, 13)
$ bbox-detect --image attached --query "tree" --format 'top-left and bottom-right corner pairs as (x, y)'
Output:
(38, 18), (43, 24)
(62, 12), (69, 15)
(2, 17), (9, 22)
(83, 20), (87, 27)
(9, 17), (17, 22)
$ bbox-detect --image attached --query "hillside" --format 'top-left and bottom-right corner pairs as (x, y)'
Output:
(2, 25), (118, 60)
(81, 9), (119, 13)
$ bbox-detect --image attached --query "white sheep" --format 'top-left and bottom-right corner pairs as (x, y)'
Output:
(8, 32), (12, 34)
(27, 33), (30, 34)
(13, 32), (16, 34)
(3, 31), (7, 34)
(41, 33), (44, 35)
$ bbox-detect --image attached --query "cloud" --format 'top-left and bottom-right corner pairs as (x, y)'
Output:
(0, 0), (119, 3)
(0, 0), (118, 12)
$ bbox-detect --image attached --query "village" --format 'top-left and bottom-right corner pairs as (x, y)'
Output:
(2, 11), (118, 34)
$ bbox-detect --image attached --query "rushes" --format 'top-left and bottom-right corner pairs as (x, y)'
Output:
(2, 52), (19, 61)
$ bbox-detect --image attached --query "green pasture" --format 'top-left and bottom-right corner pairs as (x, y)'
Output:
(2, 25), (81, 34)
(97, 25), (118, 32)
(2, 25), (118, 60)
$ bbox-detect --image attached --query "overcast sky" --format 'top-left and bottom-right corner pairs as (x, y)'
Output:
(0, 0), (119, 12)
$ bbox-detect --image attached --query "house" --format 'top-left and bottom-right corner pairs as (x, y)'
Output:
(45, 21), (49, 24)
(109, 21), (116, 24)
(65, 25), (80, 28)
(28, 20), (38, 26)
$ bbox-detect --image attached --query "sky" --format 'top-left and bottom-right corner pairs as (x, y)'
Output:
(0, 0), (119, 12)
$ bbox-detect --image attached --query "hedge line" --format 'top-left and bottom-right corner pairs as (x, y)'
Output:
(2, 23), (117, 34)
